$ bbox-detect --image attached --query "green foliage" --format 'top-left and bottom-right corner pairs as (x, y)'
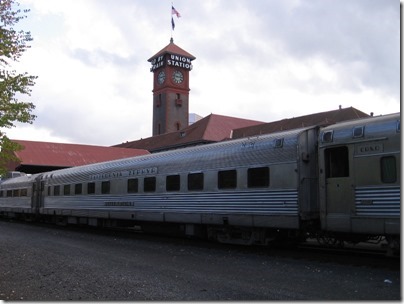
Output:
(0, 0), (36, 176)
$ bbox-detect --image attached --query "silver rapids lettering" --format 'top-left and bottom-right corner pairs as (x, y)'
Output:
(90, 167), (158, 180)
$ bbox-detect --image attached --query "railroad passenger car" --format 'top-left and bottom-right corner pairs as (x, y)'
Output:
(39, 126), (319, 244)
(0, 173), (37, 216)
(318, 113), (400, 246)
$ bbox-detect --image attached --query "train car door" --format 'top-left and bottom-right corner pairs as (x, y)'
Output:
(323, 145), (354, 232)
(32, 175), (44, 215)
(298, 127), (319, 221)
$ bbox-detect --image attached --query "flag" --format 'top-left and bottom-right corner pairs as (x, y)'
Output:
(171, 17), (175, 30)
(172, 6), (181, 18)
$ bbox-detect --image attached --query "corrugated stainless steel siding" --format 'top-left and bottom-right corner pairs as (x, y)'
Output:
(44, 127), (309, 185)
(355, 186), (400, 216)
(0, 197), (31, 209)
(44, 189), (298, 215)
(0, 174), (37, 189)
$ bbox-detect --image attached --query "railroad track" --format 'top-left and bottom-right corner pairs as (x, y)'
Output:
(1, 217), (399, 269)
(296, 241), (393, 258)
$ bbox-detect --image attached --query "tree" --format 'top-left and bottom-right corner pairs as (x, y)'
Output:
(0, 0), (36, 176)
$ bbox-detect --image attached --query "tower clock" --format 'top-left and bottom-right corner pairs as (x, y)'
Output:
(148, 38), (196, 136)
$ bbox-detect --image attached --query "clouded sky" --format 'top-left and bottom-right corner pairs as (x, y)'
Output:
(8, 0), (400, 146)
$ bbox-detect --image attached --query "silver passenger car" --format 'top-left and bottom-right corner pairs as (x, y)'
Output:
(318, 113), (400, 237)
(36, 126), (318, 243)
(0, 174), (38, 215)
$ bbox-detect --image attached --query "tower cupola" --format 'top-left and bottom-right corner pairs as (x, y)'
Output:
(148, 39), (196, 136)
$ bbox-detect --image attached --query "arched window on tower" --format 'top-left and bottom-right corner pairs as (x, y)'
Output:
(176, 122), (181, 131)
(175, 93), (182, 107)
(156, 94), (162, 107)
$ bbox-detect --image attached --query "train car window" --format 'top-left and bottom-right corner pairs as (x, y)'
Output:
(144, 177), (156, 192)
(54, 185), (60, 196)
(166, 175), (180, 191)
(47, 186), (51, 196)
(324, 146), (349, 178)
(381, 156), (396, 183)
(188, 173), (204, 191)
(0, 191), (3, 197)
(127, 178), (138, 193)
(13, 189), (19, 197)
(101, 181), (110, 194)
(352, 126), (364, 138)
(273, 138), (284, 148)
(6, 190), (12, 197)
(218, 170), (237, 189)
(63, 185), (70, 196)
(21, 189), (28, 196)
(248, 167), (270, 188)
(74, 184), (82, 195)
(322, 131), (333, 143)
(87, 182), (95, 195)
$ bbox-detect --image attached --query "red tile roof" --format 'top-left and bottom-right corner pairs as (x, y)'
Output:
(231, 107), (369, 139)
(115, 107), (369, 152)
(148, 38), (196, 61)
(114, 114), (264, 152)
(12, 140), (150, 167)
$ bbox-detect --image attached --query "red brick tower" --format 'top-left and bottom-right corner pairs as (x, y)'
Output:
(148, 38), (196, 136)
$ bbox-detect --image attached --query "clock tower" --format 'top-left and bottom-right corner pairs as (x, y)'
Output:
(148, 38), (196, 136)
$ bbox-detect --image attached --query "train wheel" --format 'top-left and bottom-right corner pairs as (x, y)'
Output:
(385, 235), (400, 257)
(316, 233), (344, 248)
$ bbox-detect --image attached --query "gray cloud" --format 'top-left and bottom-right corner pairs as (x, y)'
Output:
(10, 0), (399, 146)
(251, 0), (399, 96)
(70, 48), (141, 68)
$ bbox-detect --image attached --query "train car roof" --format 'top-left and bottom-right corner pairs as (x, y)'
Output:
(0, 173), (38, 188)
(41, 126), (316, 184)
(319, 112), (400, 147)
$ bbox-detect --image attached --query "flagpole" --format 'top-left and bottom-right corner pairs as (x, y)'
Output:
(171, 2), (173, 40)
(171, 3), (181, 42)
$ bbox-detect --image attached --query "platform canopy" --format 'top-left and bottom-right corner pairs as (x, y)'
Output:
(8, 140), (150, 174)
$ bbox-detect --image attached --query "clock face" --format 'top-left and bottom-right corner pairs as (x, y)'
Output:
(157, 71), (165, 84)
(172, 70), (184, 84)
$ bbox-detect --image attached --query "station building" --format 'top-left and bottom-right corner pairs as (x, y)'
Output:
(6, 141), (149, 174)
(7, 39), (369, 174)
(113, 38), (368, 151)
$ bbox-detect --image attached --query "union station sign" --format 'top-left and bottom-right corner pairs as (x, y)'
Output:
(150, 54), (193, 72)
